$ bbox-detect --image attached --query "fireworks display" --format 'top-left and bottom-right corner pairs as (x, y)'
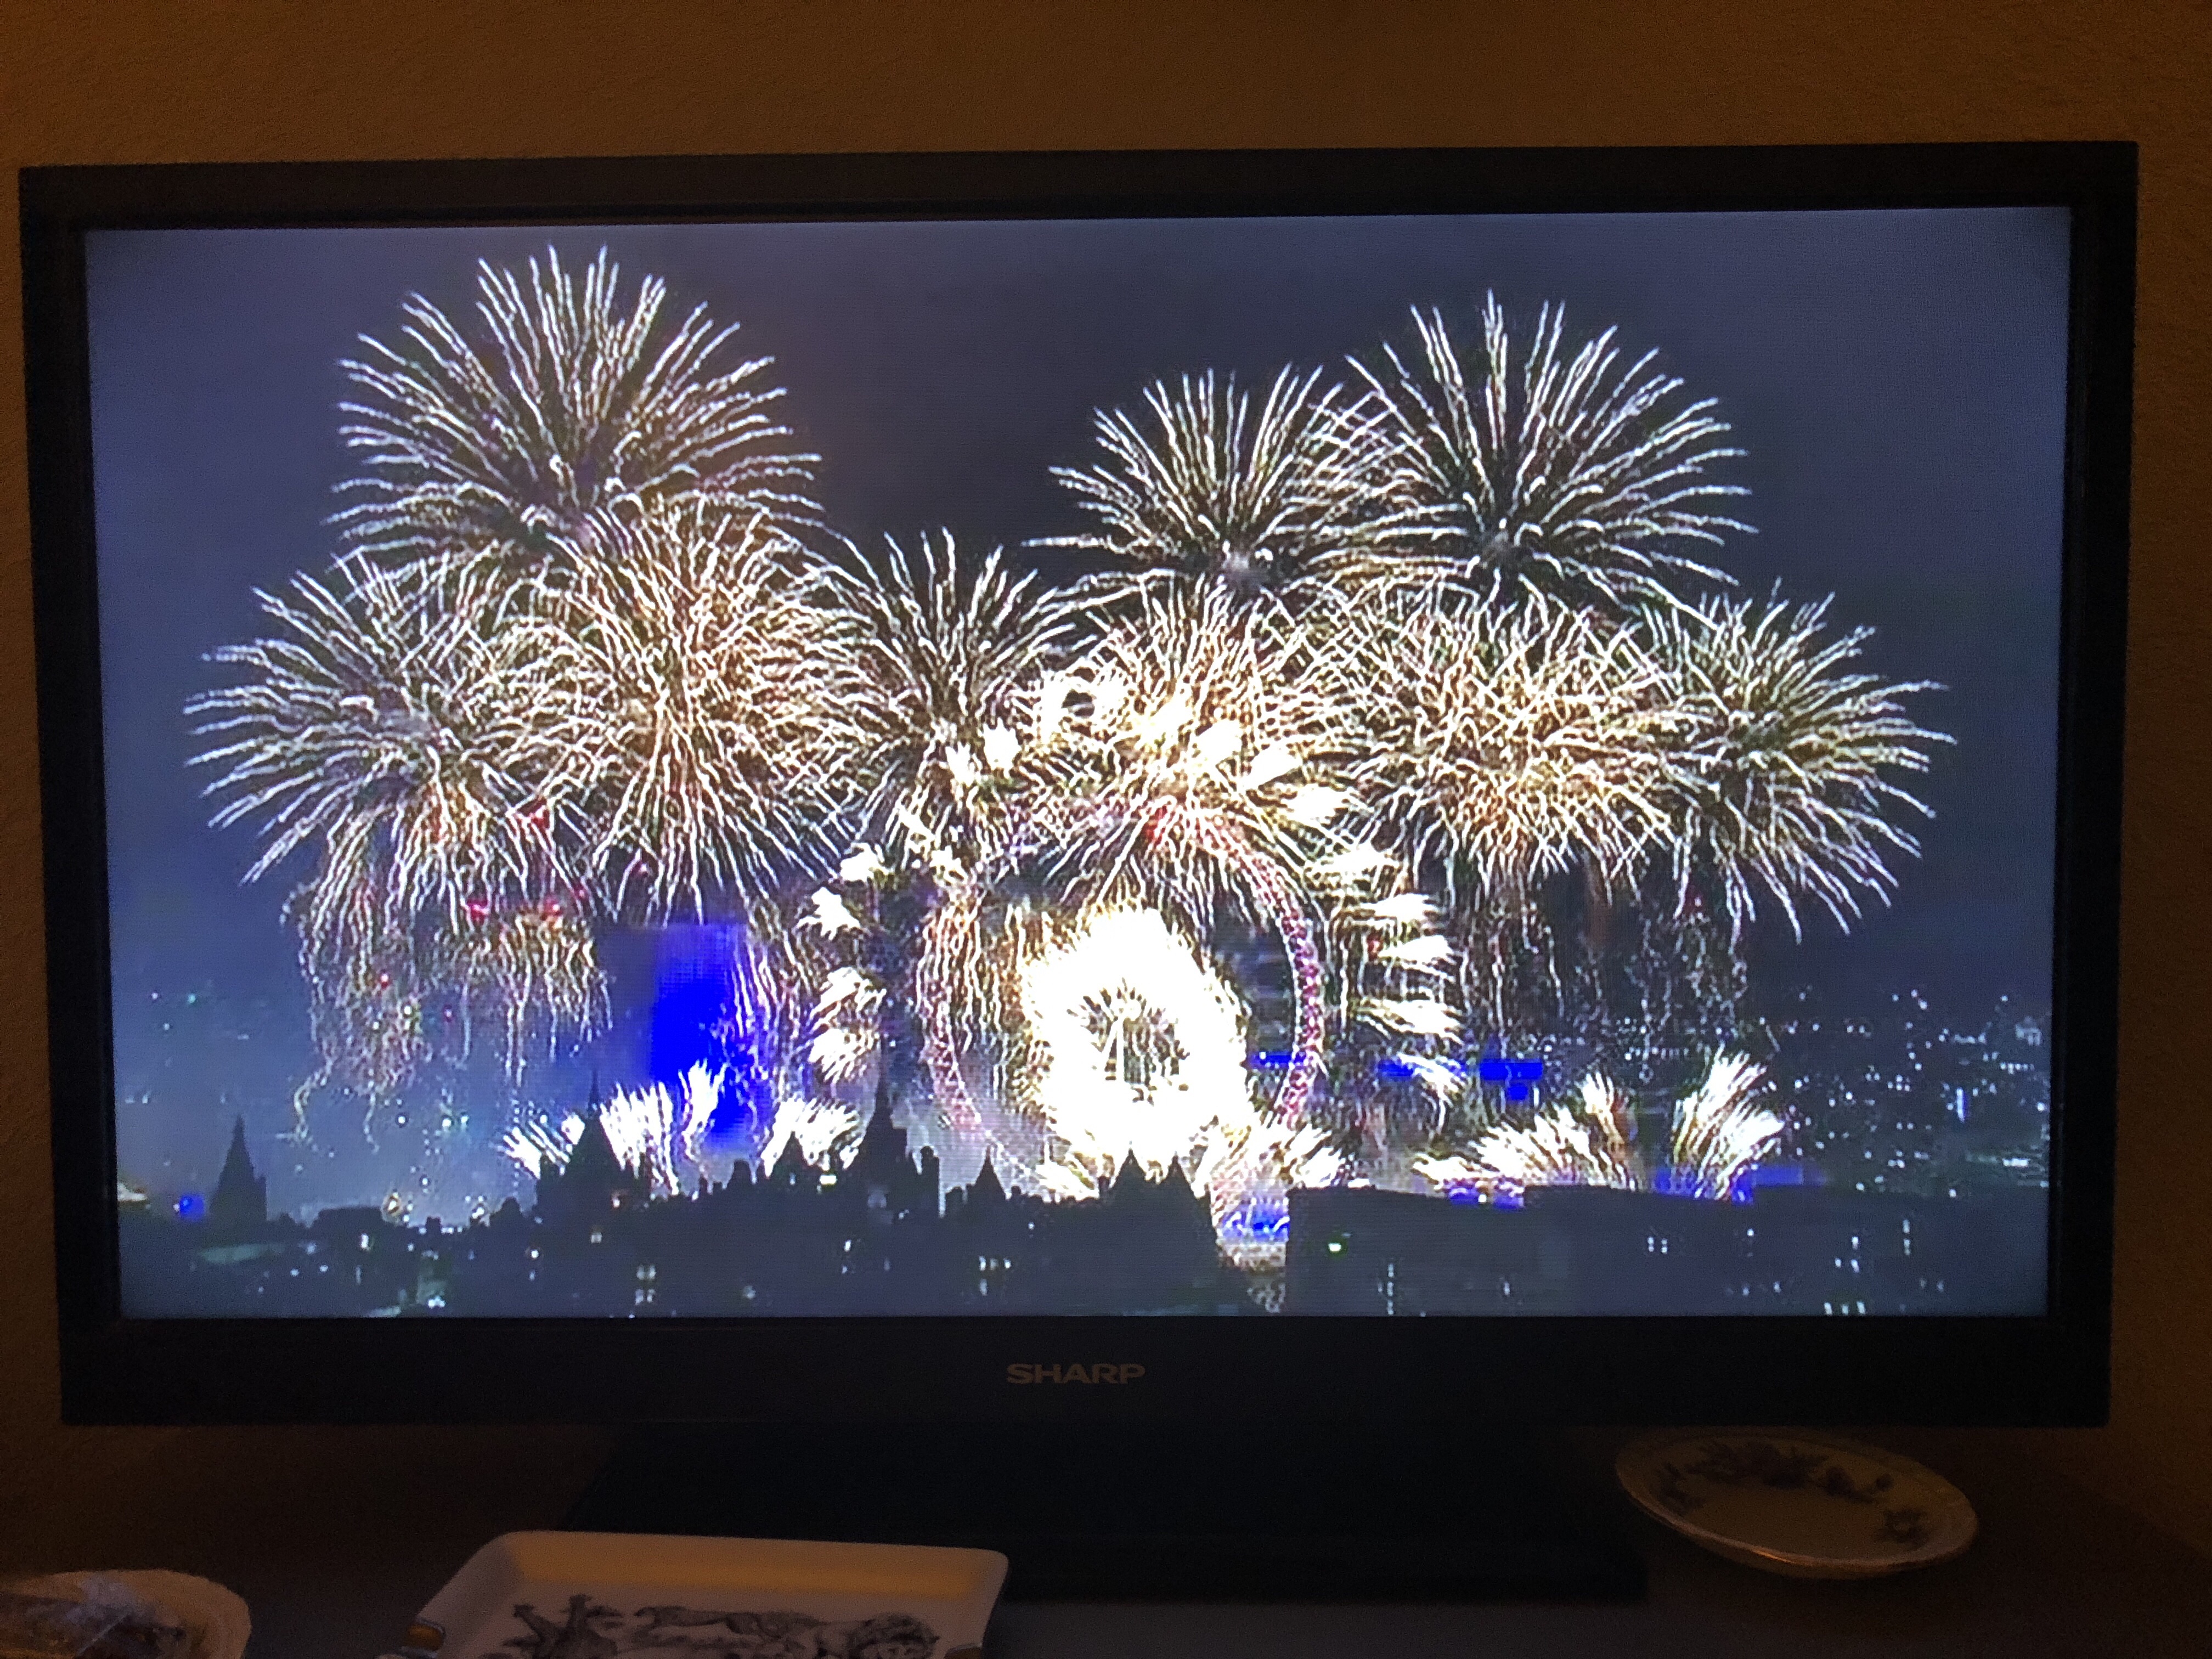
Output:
(1351, 292), (1753, 608)
(1644, 592), (1949, 941)
(183, 244), (1959, 1280)
(334, 247), (819, 561)
(532, 500), (864, 921)
(1416, 1051), (1786, 1201)
(1042, 368), (1402, 600)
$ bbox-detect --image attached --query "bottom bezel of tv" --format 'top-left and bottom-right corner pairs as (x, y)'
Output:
(60, 1313), (2107, 1426)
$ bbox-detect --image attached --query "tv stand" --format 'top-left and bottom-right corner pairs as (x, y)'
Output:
(561, 1421), (1645, 1602)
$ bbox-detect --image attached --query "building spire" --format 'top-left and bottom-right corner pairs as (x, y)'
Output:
(209, 1114), (266, 1233)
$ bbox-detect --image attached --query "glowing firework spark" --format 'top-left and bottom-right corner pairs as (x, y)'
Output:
(1646, 593), (1949, 940)
(335, 246), (817, 560)
(1042, 367), (1402, 599)
(535, 500), (865, 921)
(1417, 1051), (1783, 1200)
(1353, 293), (1752, 606)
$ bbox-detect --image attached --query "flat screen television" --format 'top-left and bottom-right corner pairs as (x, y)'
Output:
(24, 146), (2129, 1444)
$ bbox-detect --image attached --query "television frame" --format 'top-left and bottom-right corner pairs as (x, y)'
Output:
(21, 143), (2132, 1426)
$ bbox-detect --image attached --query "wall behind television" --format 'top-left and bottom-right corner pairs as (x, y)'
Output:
(0, 0), (2206, 1556)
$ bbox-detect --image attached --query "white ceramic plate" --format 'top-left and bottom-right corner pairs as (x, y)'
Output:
(402, 1532), (1007, 1659)
(8, 1570), (250, 1659)
(1616, 1430), (1978, 1579)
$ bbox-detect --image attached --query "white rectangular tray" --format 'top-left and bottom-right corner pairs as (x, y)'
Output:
(408, 1531), (1007, 1659)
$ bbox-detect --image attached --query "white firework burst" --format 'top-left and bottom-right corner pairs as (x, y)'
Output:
(1343, 579), (1694, 902)
(1353, 293), (1752, 606)
(1418, 1070), (1643, 1197)
(1417, 1051), (1783, 1200)
(1665, 1051), (1787, 1199)
(533, 499), (866, 921)
(896, 580), (1468, 1135)
(826, 530), (1072, 847)
(1647, 592), (1950, 940)
(1041, 367), (1402, 599)
(1035, 583), (1357, 926)
(190, 562), (601, 1090)
(190, 563), (576, 926)
(335, 246), (817, 560)
(503, 1063), (749, 1196)
(915, 584), (1455, 1129)
(1018, 905), (1341, 1261)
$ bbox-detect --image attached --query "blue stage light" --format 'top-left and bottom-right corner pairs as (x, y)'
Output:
(1477, 1056), (1545, 1101)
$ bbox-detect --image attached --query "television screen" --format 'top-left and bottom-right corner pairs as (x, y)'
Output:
(86, 207), (2067, 1320)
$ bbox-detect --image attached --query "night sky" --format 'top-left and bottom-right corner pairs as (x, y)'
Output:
(82, 207), (2073, 1211)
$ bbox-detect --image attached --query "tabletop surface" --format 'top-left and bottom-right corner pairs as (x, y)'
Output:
(2, 1424), (2207, 1657)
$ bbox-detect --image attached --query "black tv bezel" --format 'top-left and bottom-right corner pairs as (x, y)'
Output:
(21, 143), (2132, 1426)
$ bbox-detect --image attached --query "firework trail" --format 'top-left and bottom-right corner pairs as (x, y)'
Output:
(1417, 1051), (1784, 1200)
(335, 247), (817, 561)
(1042, 367), (1405, 600)
(289, 926), (432, 1120)
(912, 868), (990, 1131)
(452, 902), (610, 1079)
(760, 1092), (864, 1172)
(1645, 592), (1949, 941)
(533, 499), (866, 922)
(1352, 293), (1751, 607)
